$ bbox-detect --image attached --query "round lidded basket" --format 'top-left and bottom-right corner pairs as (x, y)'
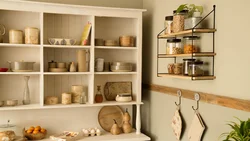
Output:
(119, 36), (135, 47)
(9, 29), (23, 44)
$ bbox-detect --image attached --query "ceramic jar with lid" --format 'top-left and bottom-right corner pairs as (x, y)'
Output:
(166, 38), (182, 54)
(188, 61), (204, 76)
(25, 27), (39, 44)
(9, 30), (23, 44)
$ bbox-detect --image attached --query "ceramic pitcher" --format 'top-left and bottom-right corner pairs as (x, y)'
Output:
(0, 24), (5, 43)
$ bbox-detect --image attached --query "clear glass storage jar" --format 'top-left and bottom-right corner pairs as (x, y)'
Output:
(183, 59), (195, 75)
(173, 10), (188, 33)
(183, 36), (200, 54)
(188, 61), (204, 76)
(174, 63), (183, 75)
(164, 16), (173, 34)
(166, 38), (182, 54)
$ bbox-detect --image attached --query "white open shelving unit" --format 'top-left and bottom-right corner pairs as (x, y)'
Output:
(0, 0), (149, 140)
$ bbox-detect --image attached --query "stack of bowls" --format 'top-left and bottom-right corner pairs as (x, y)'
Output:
(110, 62), (132, 72)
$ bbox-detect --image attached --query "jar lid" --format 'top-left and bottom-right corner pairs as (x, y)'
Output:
(167, 38), (181, 42)
(183, 36), (200, 40)
(174, 63), (183, 66)
(183, 59), (196, 61)
(165, 16), (173, 21)
(190, 61), (204, 65)
(173, 10), (188, 14)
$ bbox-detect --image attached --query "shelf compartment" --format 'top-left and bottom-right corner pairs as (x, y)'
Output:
(44, 45), (91, 49)
(43, 13), (93, 45)
(44, 72), (91, 75)
(95, 46), (137, 50)
(0, 103), (41, 111)
(158, 52), (216, 58)
(94, 72), (137, 75)
(158, 28), (216, 38)
(0, 43), (41, 48)
(158, 73), (216, 80)
(0, 72), (40, 75)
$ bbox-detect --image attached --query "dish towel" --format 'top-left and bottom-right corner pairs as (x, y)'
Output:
(188, 112), (205, 141)
(171, 109), (182, 141)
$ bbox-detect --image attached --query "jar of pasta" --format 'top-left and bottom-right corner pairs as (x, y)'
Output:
(183, 36), (200, 54)
(166, 38), (182, 54)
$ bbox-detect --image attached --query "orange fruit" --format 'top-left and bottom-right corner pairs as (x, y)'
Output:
(27, 129), (33, 134)
(40, 128), (46, 133)
(33, 130), (39, 134)
(35, 126), (41, 130)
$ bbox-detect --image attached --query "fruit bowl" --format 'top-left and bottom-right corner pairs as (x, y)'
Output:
(0, 68), (8, 72)
(23, 126), (47, 140)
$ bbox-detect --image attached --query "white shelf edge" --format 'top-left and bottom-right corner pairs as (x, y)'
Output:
(0, 72), (41, 75)
(95, 46), (137, 50)
(0, 43), (41, 48)
(94, 72), (138, 75)
(44, 45), (91, 49)
(43, 72), (92, 75)
(0, 102), (143, 111)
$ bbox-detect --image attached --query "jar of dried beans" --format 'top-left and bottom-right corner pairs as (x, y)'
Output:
(183, 36), (200, 54)
(173, 10), (188, 33)
(174, 63), (183, 75)
(166, 38), (182, 54)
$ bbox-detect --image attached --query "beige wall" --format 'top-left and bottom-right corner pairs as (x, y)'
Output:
(142, 0), (250, 141)
(24, 0), (143, 9)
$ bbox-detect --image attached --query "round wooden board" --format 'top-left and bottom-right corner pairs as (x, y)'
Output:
(98, 106), (124, 132)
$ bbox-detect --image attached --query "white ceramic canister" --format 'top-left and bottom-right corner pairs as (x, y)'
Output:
(95, 58), (104, 72)
(9, 30), (23, 44)
(25, 27), (39, 44)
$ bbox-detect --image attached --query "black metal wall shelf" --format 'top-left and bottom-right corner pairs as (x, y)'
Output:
(157, 5), (216, 81)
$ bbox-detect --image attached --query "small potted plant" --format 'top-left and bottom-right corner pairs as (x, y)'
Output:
(176, 4), (203, 17)
(219, 117), (250, 141)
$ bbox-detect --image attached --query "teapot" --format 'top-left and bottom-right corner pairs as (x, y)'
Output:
(0, 24), (6, 43)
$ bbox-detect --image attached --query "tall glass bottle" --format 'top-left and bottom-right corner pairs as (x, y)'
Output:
(95, 85), (103, 103)
(23, 76), (30, 105)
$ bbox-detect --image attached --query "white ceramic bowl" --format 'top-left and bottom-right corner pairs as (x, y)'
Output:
(5, 99), (18, 106)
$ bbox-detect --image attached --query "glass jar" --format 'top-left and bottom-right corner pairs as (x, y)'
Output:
(174, 63), (183, 75)
(173, 10), (188, 33)
(188, 61), (204, 76)
(183, 59), (195, 75)
(164, 16), (173, 34)
(167, 63), (174, 74)
(166, 38), (182, 54)
(95, 85), (103, 103)
(183, 36), (200, 54)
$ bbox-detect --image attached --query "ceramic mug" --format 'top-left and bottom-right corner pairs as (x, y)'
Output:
(95, 58), (104, 72)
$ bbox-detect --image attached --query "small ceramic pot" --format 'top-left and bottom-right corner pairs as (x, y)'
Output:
(9, 30), (23, 44)
(56, 62), (66, 68)
(25, 27), (39, 44)
(5, 100), (18, 106)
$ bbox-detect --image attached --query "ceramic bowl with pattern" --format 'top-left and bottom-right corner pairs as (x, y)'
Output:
(48, 38), (76, 45)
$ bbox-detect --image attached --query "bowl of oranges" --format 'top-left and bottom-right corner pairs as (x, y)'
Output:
(23, 126), (47, 140)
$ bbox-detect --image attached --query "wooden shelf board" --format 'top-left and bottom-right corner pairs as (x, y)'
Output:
(95, 72), (137, 75)
(42, 131), (150, 141)
(158, 52), (216, 58)
(158, 28), (217, 38)
(143, 83), (250, 112)
(95, 46), (137, 50)
(43, 72), (92, 75)
(0, 72), (41, 75)
(158, 73), (216, 80)
(0, 102), (143, 111)
(0, 43), (41, 48)
(44, 45), (91, 49)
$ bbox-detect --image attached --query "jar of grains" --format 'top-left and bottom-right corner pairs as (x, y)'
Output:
(166, 38), (182, 54)
(167, 63), (174, 74)
(174, 63), (183, 75)
(183, 36), (200, 54)
(164, 16), (173, 34)
(173, 10), (188, 33)
(188, 61), (204, 76)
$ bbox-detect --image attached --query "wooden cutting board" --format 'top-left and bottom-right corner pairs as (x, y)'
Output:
(98, 106), (124, 132)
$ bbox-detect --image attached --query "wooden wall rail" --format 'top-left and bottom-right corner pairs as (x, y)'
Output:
(143, 83), (250, 112)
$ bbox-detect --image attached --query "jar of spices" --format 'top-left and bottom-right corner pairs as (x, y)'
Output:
(164, 16), (173, 34)
(166, 38), (182, 54)
(188, 61), (204, 76)
(183, 36), (200, 54)
(183, 59), (195, 75)
(25, 27), (39, 44)
(174, 63), (183, 75)
(9, 30), (23, 44)
(173, 10), (188, 33)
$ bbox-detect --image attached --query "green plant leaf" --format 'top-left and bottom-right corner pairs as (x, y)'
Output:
(176, 4), (187, 13)
(195, 6), (203, 14)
